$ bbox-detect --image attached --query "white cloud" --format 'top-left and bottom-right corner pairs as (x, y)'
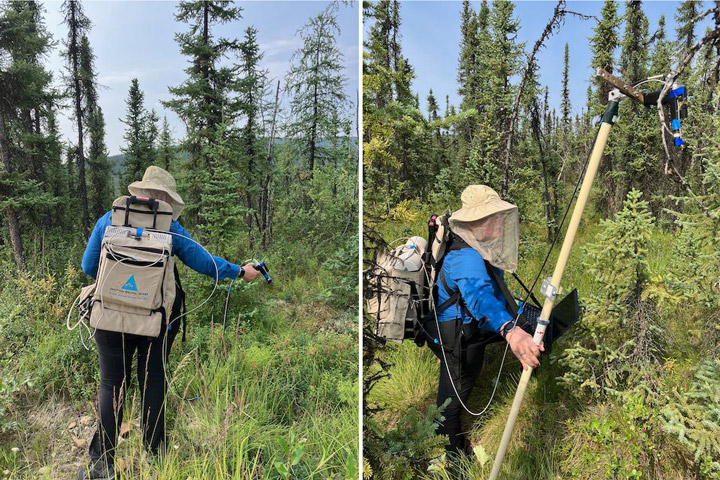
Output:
(260, 39), (302, 58)
(98, 71), (145, 85)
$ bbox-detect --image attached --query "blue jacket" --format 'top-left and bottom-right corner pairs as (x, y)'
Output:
(81, 211), (242, 281)
(436, 247), (513, 333)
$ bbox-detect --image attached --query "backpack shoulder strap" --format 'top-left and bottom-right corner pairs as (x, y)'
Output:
(484, 260), (522, 319)
(436, 260), (481, 323)
(436, 266), (461, 313)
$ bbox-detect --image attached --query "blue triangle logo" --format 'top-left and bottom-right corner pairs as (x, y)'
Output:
(121, 275), (138, 291)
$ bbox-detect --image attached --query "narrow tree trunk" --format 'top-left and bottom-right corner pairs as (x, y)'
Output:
(0, 112), (26, 272)
(246, 95), (255, 250)
(308, 47), (320, 178)
(261, 81), (280, 251)
(69, 2), (89, 237)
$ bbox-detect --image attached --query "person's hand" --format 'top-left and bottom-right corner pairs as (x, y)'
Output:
(241, 263), (260, 282)
(505, 327), (544, 370)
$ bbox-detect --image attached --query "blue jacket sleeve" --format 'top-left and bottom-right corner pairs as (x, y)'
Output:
(170, 222), (241, 280)
(449, 249), (513, 333)
(81, 212), (112, 278)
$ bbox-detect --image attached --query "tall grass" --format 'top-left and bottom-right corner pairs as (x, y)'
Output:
(0, 235), (358, 479)
(365, 190), (714, 479)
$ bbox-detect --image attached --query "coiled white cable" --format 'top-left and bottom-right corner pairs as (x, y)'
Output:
(418, 256), (519, 417)
(66, 227), (222, 350)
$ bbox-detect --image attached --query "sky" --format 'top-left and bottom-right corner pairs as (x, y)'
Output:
(369, 1), (715, 119)
(40, 1), (360, 155)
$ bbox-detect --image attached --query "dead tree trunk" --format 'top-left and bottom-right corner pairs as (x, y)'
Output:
(500, 1), (588, 197)
(0, 112), (26, 272)
(261, 80), (281, 251)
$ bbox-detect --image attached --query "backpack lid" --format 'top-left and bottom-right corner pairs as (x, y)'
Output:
(111, 195), (174, 231)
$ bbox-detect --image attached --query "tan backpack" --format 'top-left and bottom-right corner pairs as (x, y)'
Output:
(365, 214), (451, 344)
(365, 236), (430, 343)
(83, 196), (177, 337)
(365, 213), (581, 352)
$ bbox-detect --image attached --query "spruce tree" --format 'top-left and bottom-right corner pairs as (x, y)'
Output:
(286, 5), (347, 179)
(145, 109), (159, 163)
(462, 0), (521, 196)
(164, 0), (243, 226)
(620, 1), (649, 84)
(88, 107), (112, 219)
(79, 33), (110, 218)
(589, 0), (620, 117)
(61, 0), (92, 237)
(661, 359), (720, 478)
(364, 1), (398, 109)
(236, 26), (268, 248)
(675, 0), (699, 56)
(589, 0), (620, 215)
(426, 89), (439, 122)
(0, 0), (58, 269)
(457, 0), (479, 104)
(561, 43), (571, 128)
(121, 79), (152, 186)
(613, 1), (659, 211)
(156, 117), (175, 171)
(560, 189), (655, 400)
(649, 15), (672, 75)
(79, 35), (97, 115)
(0, 110), (25, 272)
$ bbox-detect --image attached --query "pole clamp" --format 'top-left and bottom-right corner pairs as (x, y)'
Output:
(540, 278), (561, 301)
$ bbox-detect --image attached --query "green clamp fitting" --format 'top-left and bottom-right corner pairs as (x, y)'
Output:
(601, 100), (620, 125)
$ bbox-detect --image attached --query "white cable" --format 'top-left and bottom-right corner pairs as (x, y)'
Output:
(146, 228), (220, 324)
(65, 292), (94, 350)
(67, 227), (222, 352)
(420, 261), (519, 417)
(143, 228), (222, 406)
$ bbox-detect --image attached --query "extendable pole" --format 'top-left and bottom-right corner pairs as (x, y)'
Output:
(488, 100), (620, 480)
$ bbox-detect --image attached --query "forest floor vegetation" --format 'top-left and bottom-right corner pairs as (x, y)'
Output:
(0, 236), (359, 480)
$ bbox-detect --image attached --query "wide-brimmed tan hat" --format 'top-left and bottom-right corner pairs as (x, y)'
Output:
(128, 166), (185, 220)
(451, 185), (516, 222)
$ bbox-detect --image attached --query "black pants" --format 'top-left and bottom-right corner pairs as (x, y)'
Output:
(425, 319), (487, 454)
(88, 319), (179, 462)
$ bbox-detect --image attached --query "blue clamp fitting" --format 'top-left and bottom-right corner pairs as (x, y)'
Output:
(669, 86), (685, 99)
(434, 338), (439, 344)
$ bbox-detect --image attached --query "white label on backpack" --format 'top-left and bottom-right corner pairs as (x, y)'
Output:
(104, 226), (133, 240)
(103, 226), (172, 248)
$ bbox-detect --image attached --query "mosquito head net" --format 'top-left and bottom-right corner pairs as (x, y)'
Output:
(448, 185), (519, 273)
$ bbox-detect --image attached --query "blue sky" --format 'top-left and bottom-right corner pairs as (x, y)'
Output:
(41, 1), (360, 155)
(372, 1), (714, 119)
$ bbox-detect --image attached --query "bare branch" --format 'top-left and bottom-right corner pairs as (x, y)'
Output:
(565, 10), (596, 21)
(655, 19), (720, 214)
(501, 0), (585, 196)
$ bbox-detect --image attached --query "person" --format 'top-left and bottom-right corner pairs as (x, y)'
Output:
(423, 184), (544, 456)
(77, 166), (260, 480)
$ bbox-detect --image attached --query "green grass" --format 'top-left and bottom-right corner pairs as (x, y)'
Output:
(0, 244), (359, 479)
(365, 189), (716, 480)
